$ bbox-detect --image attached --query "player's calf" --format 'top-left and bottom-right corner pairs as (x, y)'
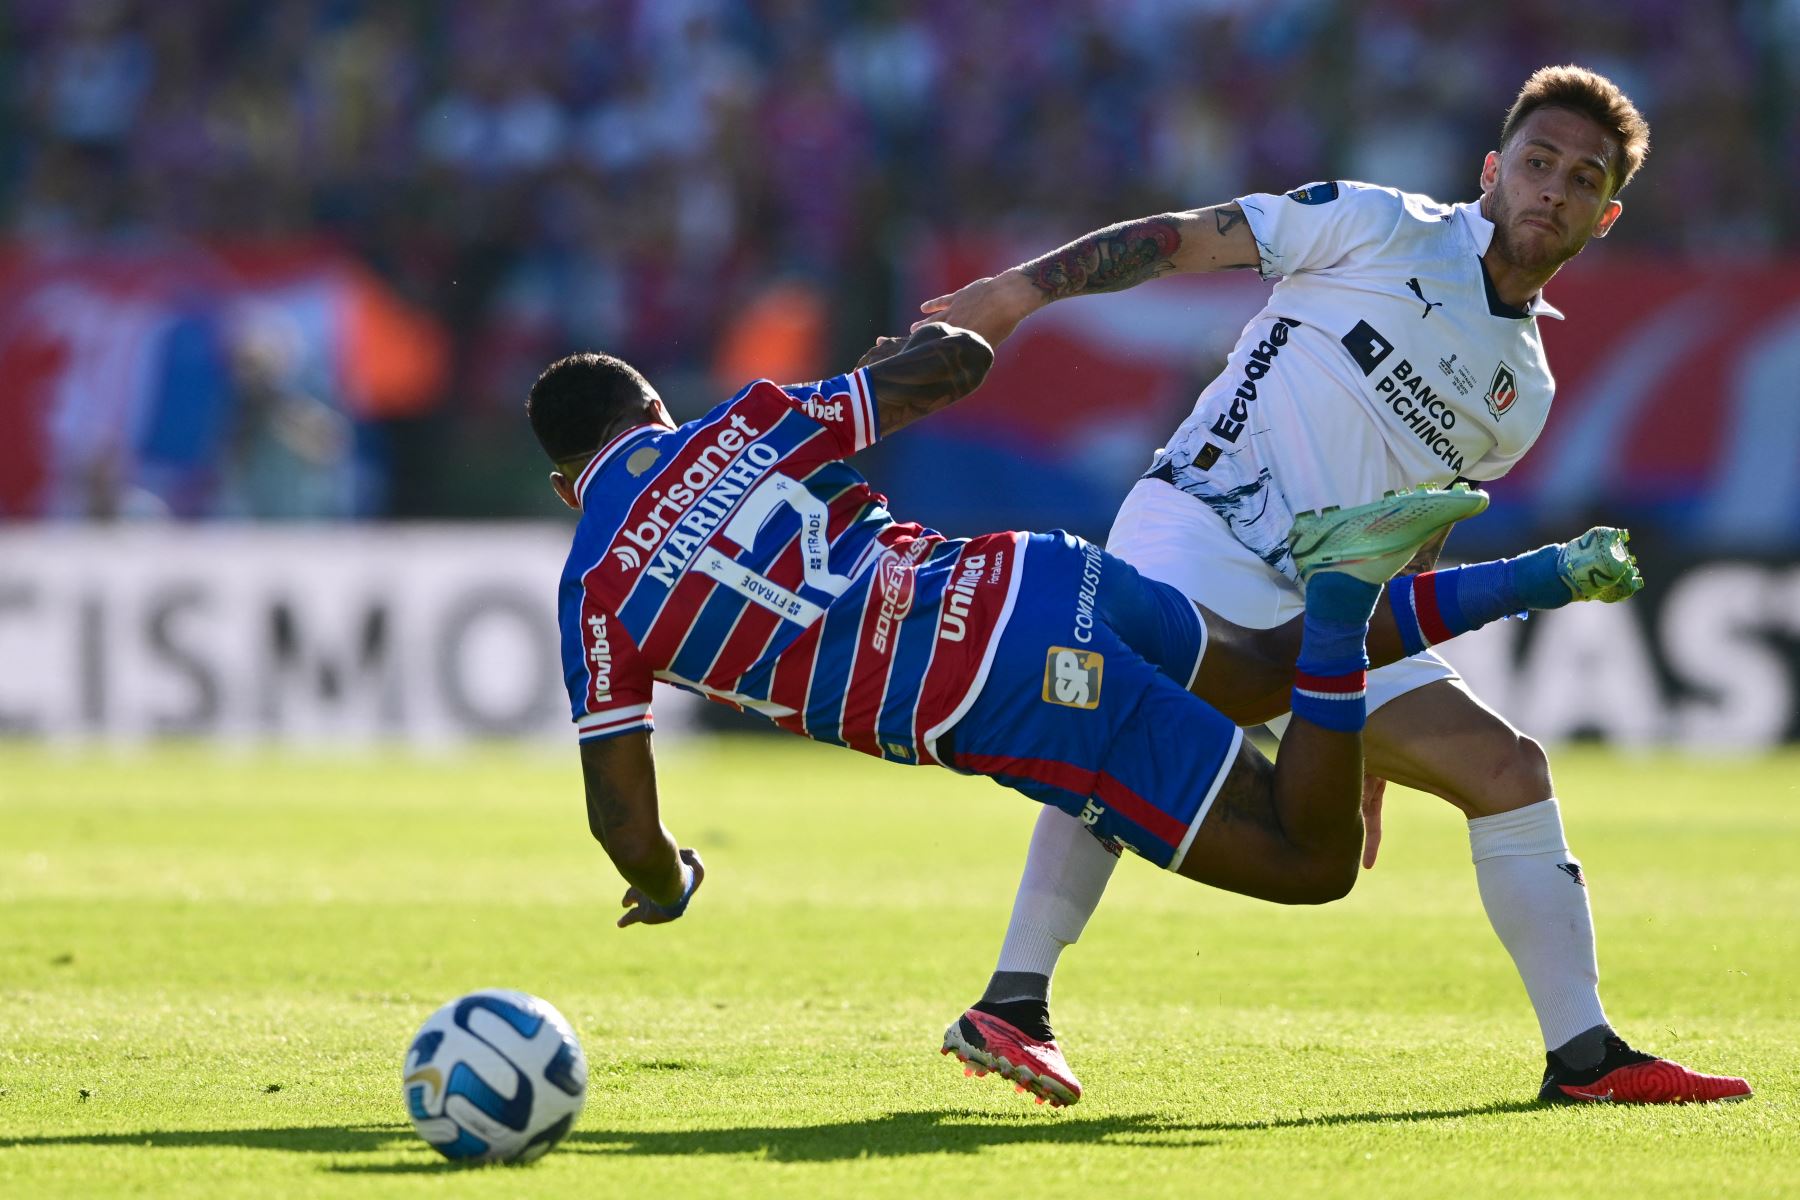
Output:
(1207, 525), (1649, 726)
(1385, 526), (1642, 657)
(1263, 568), (1378, 902)
(1182, 488), (1483, 904)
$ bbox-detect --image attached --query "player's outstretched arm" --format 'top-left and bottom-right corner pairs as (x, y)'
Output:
(577, 733), (704, 927)
(857, 321), (995, 436)
(914, 203), (1259, 347)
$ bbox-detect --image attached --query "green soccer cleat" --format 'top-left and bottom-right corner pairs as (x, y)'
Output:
(1288, 483), (1490, 586)
(1557, 526), (1643, 603)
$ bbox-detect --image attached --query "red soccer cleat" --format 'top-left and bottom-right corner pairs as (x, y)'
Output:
(1539, 1035), (1752, 1105)
(941, 1008), (1081, 1107)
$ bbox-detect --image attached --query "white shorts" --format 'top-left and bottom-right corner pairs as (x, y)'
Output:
(1104, 478), (1457, 726)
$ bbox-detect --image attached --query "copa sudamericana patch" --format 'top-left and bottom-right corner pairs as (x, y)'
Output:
(1285, 181), (1340, 205)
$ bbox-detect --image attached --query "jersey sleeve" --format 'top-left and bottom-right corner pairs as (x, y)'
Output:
(776, 368), (879, 457)
(1236, 181), (1404, 282)
(1463, 408), (1552, 482)
(562, 587), (656, 743)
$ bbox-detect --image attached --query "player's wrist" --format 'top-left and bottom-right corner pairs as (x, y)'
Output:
(644, 854), (699, 920)
(1003, 267), (1050, 313)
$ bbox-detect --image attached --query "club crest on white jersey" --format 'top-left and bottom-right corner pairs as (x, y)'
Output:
(1150, 181), (1559, 579)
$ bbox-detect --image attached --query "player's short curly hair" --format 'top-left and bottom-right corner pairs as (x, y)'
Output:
(526, 352), (653, 467)
(1500, 65), (1650, 196)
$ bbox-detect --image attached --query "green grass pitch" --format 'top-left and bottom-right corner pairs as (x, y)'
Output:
(3, 740), (1797, 1197)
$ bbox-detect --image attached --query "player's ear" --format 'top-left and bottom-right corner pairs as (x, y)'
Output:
(1479, 150), (1500, 194)
(645, 390), (673, 428)
(550, 471), (581, 511)
(1593, 198), (1623, 238)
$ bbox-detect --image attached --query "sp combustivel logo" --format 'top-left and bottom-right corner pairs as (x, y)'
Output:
(1043, 647), (1103, 709)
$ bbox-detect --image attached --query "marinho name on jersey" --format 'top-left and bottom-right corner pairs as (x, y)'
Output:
(1341, 318), (1466, 474)
(611, 413), (782, 584)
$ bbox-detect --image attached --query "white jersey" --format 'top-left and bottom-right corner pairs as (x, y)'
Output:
(1149, 180), (1562, 578)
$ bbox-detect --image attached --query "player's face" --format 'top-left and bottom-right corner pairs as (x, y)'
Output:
(1480, 106), (1624, 273)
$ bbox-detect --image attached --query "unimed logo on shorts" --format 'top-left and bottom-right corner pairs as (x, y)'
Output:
(1043, 647), (1103, 709)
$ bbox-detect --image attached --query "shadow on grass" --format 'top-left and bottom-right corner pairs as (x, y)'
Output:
(333, 1110), (1217, 1172)
(1, 1125), (414, 1156)
(2, 1099), (1544, 1171)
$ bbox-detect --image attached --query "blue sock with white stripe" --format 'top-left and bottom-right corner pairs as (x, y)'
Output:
(1292, 573), (1380, 733)
(1387, 545), (1568, 655)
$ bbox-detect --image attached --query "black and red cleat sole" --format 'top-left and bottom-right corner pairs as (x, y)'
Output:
(941, 1011), (1080, 1107)
(1543, 1059), (1752, 1105)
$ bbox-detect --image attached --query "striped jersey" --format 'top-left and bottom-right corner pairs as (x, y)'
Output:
(557, 368), (1024, 766)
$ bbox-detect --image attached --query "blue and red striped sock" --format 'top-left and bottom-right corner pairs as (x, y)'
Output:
(1388, 544), (1567, 655)
(1292, 573), (1380, 733)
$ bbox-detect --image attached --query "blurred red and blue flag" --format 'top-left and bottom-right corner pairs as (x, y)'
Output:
(0, 243), (446, 518)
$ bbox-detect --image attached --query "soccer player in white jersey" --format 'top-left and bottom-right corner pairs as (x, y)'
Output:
(921, 65), (1751, 1106)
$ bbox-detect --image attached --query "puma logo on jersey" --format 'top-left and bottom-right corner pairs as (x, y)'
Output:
(1405, 277), (1443, 319)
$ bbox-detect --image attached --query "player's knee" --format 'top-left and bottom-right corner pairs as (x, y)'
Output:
(1420, 724), (1554, 816)
(1255, 836), (1358, 905)
(1515, 734), (1551, 792)
(1467, 733), (1553, 814)
(1287, 852), (1358, 904)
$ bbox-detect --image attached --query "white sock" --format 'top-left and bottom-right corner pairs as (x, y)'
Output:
(1469, 798), (1609, 1050)
(993, 805), (1120, 978)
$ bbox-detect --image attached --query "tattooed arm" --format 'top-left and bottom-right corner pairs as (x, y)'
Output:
(1023, 204), (1259, 297)
(856, 321), (995, 436)
(579, 732), (703, 926)
(916, 203), (1259, 347)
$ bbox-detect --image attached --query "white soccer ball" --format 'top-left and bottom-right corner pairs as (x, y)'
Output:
(401, 989), (588, 1164)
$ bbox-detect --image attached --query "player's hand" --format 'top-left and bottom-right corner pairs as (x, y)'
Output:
(1361, 775), (1387, 870)
(855, 335), (907, 370)
(913, 269), (1040, 346)
(618, 848), (704, 928)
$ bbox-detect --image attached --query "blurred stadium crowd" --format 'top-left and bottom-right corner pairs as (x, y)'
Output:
(3, 0), (1797, 520)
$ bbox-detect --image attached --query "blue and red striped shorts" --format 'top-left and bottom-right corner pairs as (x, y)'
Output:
(940, 532), (1244, 870)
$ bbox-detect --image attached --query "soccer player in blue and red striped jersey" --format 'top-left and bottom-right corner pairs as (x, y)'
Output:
(526, 321), (1642, 1102)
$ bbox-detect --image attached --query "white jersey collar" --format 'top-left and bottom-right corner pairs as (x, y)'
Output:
(1454, 200), (1566, 321)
